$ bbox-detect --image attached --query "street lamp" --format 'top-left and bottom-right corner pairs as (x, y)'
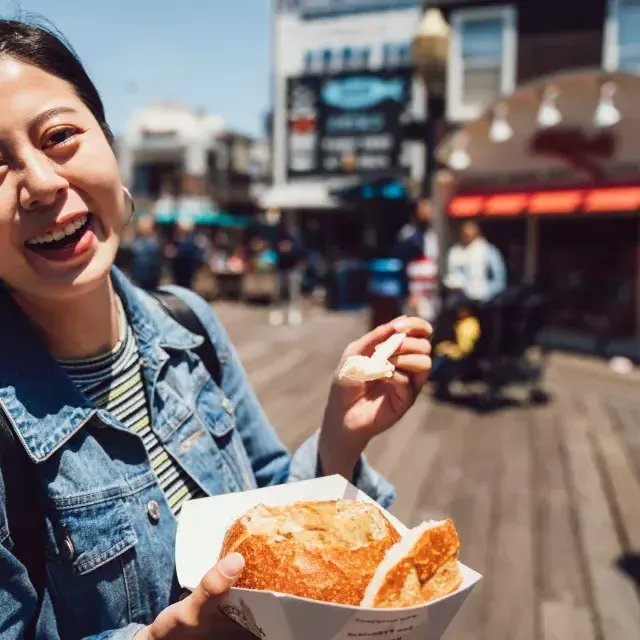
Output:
(412, 8), (450, 197)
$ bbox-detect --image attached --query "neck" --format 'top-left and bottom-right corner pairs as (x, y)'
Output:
(13, 277), (120, 360)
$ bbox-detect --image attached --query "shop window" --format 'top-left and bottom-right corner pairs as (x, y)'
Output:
(342, 47), (353, 69)
(304, 50), (314, 71)
(604, 0), (640, 71)
(354, 47), (371, 69)
(322, 48), (333, 72)
(383, 43), (411, 67)
(447, 5), (517, 122)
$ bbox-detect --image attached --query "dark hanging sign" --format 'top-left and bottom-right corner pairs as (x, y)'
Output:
(286, 69), (413, 179)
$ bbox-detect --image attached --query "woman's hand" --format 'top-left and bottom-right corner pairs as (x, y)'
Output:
(318, 316), (432, 478)
(136, 554), (251, 639)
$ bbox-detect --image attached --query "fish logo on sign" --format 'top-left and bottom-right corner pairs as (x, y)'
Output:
(322, 76), (405, 110)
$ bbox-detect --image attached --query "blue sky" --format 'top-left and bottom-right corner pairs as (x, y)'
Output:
(1, 0), (271, 138)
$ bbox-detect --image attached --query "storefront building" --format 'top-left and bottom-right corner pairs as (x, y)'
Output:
(266, 0), (427, 259)
(431, 0), (640, 362)
(118, 102), (270, 221)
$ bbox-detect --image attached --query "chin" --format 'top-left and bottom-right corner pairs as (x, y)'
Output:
(21, 239), (119, 303)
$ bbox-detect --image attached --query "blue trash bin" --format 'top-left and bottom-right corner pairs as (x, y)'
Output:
(369, 258), (405, 330)
(326, 260), (369, 311)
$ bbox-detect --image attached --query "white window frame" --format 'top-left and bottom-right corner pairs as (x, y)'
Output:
(603, 0), (640, 71)
(447, 5), (518, 122)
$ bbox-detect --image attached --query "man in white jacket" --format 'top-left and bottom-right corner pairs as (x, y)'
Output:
(444, 220), (507, 304)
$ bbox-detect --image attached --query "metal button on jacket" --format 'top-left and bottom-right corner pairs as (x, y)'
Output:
(147, 500), (161, 523)
(221, 398), (234, 415)
(61, 536), (75, 561)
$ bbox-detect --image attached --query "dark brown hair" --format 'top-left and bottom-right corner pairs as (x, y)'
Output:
(0, 19), (113, 144)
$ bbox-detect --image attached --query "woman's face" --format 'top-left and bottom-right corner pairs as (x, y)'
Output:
(0, 57), (125, 301)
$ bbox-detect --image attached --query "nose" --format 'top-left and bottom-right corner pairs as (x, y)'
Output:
(19, 153), (69, 211)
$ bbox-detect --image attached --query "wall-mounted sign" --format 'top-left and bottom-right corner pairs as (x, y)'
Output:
(286, 69), (413, 179)
(298, 0), (421, 19)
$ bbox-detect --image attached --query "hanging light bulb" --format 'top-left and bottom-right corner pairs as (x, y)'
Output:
(489, 103), (513, 143)
(448, 133), (471, 171)
(537, 86), (562, 128)
(594, 82), (621, 128)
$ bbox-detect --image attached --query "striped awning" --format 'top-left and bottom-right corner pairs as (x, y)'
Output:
(448, 186), (640, 217)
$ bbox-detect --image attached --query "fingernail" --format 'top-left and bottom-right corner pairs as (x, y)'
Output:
(393, 319), (410, 331)
(219, 553), (245, 578)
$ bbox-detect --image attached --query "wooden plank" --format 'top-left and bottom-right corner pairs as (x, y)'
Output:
(532, 403), (596, 640)
(540, 600), (595, 640)
(414, 406), (470, 523)
(441, 412), (502, 640)
(480, 409), (537, 640)
(558, 393), (640, 640)
(383, 399), (443, 527)
(365, 396), (434, 478)
(608, 404), (640, 480)
(583, 395), (640, 550)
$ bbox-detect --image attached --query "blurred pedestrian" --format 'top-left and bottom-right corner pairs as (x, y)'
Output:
(393, 199), (440, 322)
(129, 214), (163, 291)
(269, 222), (306, 326)
(166, 219), (203, 289)
(394, 198), (439, 264)
(444, 220), (506, 305)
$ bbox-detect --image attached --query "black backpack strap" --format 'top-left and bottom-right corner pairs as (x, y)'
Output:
(149, 290), (223, 387)
(0, 409), (45, 638)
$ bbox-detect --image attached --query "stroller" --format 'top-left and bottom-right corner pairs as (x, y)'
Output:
(430, 285), (549, 409)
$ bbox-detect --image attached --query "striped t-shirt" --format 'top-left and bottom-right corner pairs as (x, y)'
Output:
(59, 297), (206, 515)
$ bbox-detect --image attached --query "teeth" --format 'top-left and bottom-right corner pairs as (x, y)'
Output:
(26, 214), (89, 246)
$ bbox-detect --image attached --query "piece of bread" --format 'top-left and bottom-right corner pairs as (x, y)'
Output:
(360, 519), (462, 609)
(338, 333), (406, 383)
(219, 499), (401, 606)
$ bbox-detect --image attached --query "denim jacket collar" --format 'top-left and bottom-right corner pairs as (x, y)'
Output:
(0, 267), (203, 463)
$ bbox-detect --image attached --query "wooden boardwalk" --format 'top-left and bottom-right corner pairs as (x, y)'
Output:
(214, 302), (640, 640)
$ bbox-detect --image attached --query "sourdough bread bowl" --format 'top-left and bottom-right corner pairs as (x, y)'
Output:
(362, 519), (462, 608)
(219, 499), (401, 606)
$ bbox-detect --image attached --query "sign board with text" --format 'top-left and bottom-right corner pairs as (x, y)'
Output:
(286, 70), (413, 179)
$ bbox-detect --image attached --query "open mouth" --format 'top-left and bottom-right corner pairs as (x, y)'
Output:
(25, 213), (92, 253)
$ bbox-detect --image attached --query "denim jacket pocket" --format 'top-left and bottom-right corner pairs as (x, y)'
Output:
(44, 491), (142, 634)
(194, 376), (236, 438)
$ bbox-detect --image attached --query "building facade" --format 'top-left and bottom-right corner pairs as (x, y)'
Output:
(431, 0), (640, 361)
(266, 0), (428, 258)
(118, 102), (270, 220)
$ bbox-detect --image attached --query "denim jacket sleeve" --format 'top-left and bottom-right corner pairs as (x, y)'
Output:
(161, 286), (396, 509)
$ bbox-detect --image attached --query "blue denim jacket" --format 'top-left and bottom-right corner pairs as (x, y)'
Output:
(0, 268), (395, 640)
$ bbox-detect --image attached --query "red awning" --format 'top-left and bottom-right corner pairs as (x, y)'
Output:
(528, 190), (583, 214)
(448, 186), (640, 217)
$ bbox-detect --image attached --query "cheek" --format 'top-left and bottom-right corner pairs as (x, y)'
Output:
(70, 141), (125, 230)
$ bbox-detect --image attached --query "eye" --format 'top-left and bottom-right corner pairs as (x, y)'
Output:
(43, 127), (79, 149)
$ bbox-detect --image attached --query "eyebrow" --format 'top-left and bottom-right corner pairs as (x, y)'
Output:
(28, 107), (78, 131)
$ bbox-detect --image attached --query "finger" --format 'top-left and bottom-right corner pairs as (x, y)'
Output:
(392, 317), (433, 338)
(191, 553), (245, 613)
(395, 337), (432, 356)
(387, 368), (429, 397)
(389, 354), (432, 374)
(345, 320), (401, 357)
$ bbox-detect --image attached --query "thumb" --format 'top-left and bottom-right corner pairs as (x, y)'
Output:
(191, 553), (245, 609)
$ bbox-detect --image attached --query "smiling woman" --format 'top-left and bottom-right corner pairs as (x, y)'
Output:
(0, 18), (433, 640)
